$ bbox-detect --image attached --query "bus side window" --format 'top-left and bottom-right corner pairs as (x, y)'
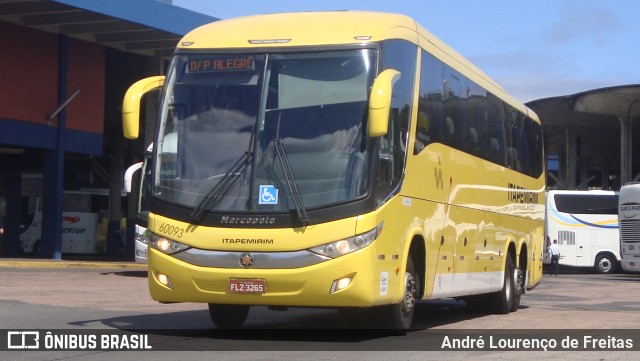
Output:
(375, 40), (416, 205)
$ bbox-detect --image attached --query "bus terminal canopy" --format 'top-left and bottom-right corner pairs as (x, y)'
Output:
(0, 0), (217, 57)
(526, 84), (640, 190)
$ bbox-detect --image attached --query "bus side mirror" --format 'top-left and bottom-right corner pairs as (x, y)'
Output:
(122, 76), (165, 139)
(124, 162), (143, 193)
(368, 69), (401, 137)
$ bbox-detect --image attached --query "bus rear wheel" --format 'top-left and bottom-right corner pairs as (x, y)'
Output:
(491, 253), (519, 314)
(208, 304), (250, 329)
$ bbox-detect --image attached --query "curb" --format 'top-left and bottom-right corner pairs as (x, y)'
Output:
(0, 259), (148, 270)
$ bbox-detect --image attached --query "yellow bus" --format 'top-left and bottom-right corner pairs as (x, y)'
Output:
(122, 11), (545, 332)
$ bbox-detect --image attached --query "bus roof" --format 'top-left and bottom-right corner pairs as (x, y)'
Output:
(177, 11), (536, 121)
(178, 11), (418, 50)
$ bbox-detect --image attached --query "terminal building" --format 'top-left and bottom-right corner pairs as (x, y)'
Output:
(0, 1), (638, 259)
(0, 0), (215, 258)
(527, 85), (640, 191)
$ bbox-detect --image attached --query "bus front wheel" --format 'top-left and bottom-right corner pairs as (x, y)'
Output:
(378, 256), (418, 334)
(208, 304), (250, 329)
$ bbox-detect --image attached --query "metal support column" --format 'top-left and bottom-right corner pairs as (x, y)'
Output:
(41, 34), (69, 260)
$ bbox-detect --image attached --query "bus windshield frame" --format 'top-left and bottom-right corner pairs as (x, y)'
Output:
(154, 49), (378, 219)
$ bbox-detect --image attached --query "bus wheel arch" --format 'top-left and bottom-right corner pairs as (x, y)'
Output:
(377, 236), (425, 334)
(517, 243), (528, 295)
(408, 236), (425, 299)
(594, 252), (618, 274)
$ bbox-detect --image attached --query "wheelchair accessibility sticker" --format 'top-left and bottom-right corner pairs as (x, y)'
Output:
(259, 185), (278, 205)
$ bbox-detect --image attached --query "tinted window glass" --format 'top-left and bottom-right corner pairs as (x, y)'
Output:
(415, 50), (543, 178)
(554, 194), (619, 214)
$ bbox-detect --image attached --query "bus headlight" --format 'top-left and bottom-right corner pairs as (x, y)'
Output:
(148, 232), (190, 255)
(309, 223), (382, 258)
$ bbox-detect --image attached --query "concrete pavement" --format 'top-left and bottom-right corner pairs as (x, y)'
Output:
(0, 257), (147, 270)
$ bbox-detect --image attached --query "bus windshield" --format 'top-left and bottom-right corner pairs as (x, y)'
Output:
(155, 49), (377, 214)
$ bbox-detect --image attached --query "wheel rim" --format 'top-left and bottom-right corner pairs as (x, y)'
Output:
(402, 271), (416, 314)
(505, 267), (512, 303)
(513, 268), (523, 294)
(599, 258), (611, 272)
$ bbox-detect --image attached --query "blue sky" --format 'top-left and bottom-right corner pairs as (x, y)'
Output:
(172, 0), (640, 103)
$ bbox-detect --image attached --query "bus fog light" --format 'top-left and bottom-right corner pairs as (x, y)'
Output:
(329, 276), (352, 294)
(156, 272), (174, 289)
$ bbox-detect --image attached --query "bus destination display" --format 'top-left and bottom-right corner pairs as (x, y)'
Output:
(187, 56), (255, 73)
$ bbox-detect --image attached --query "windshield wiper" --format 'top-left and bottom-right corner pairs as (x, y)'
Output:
(190, 151), (253, 223)
(273, 139), (309, 226)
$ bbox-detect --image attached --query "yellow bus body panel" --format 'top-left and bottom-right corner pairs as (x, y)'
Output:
(148, 201), (411, 306)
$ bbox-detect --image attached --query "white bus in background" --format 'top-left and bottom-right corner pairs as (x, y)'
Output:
(20, 189), (121, 255)
(545, 190), (620, 274)
(618, 183), (640, 273)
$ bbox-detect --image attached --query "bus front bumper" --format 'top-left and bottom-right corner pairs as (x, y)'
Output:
(147, 245), (399, 308)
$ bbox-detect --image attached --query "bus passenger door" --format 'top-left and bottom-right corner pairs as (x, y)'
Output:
(576, 232), (592, 267)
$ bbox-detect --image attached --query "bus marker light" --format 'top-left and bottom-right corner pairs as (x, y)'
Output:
(248, 39), (291, 44)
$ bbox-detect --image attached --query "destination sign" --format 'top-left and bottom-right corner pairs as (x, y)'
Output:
(187, 56), (255, 73)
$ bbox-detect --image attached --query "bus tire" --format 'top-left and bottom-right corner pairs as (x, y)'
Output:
(594, 254), (617, 274)
(379, 256), (418, 334)
(208, 304), (250, 329)
(492, 253), (516, 314)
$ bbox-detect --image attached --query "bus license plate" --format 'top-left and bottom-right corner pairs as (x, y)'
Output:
(229, 279), (266, 294)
